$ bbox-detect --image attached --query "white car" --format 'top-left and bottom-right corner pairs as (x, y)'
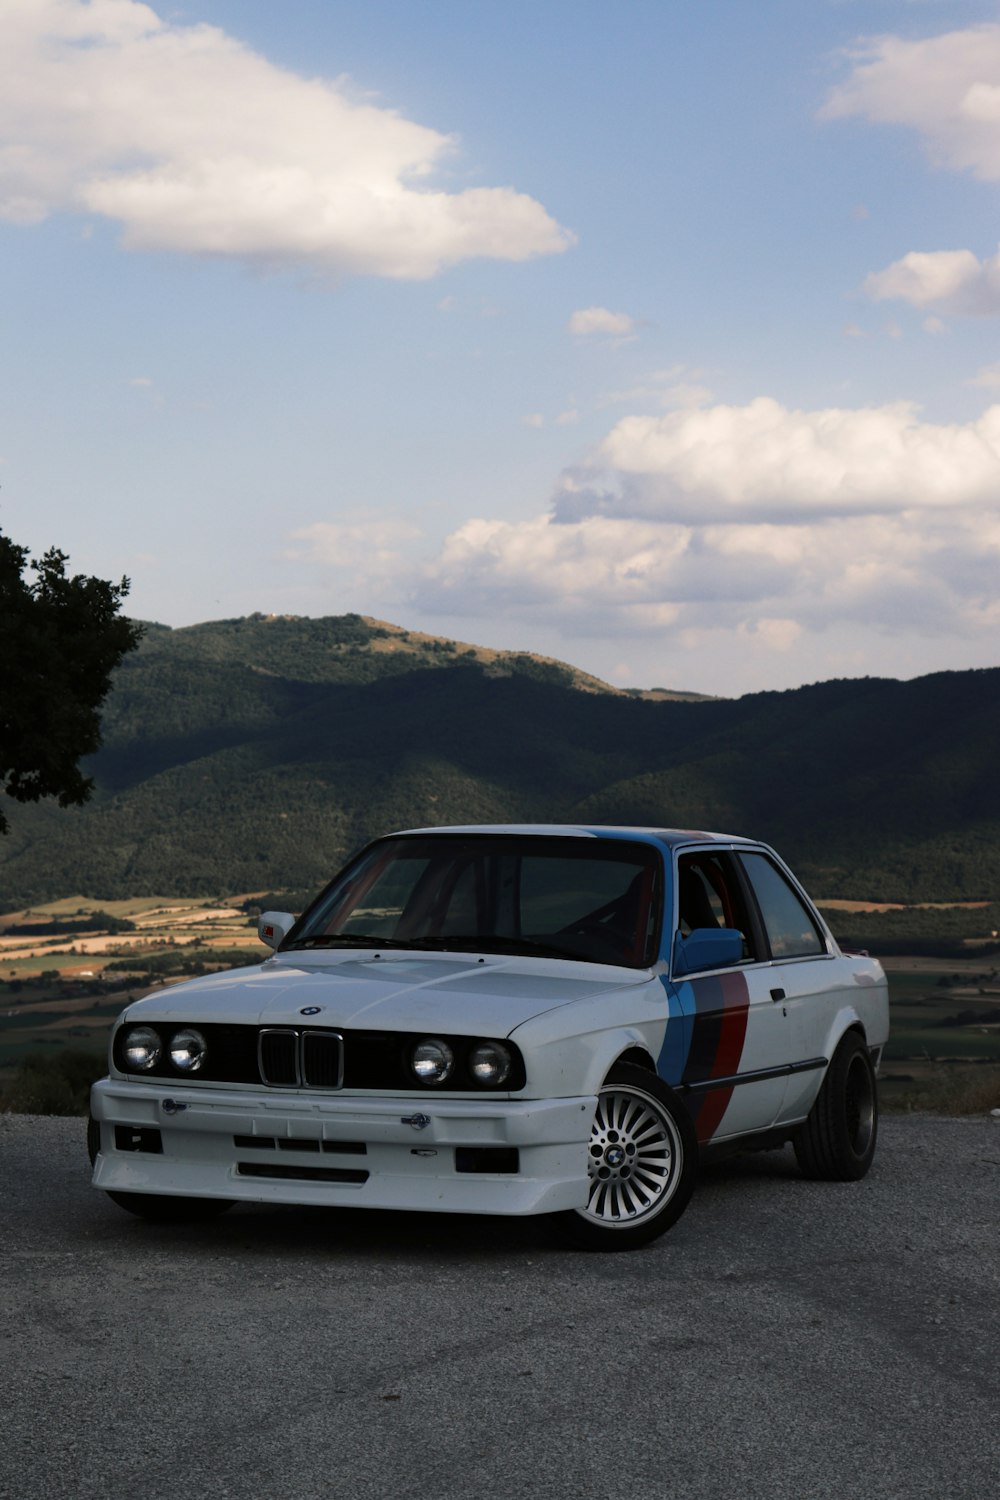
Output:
(89, 825), (889, 1250)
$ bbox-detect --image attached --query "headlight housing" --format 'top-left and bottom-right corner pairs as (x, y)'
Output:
(122, 1025), (162, 1072)
(411, 1038), (455, 1085)
(469, 1041), (512, 1086)
(168, 1028), (208, 1073)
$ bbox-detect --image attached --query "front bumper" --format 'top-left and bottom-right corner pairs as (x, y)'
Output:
(90, 1078), (596, 1216)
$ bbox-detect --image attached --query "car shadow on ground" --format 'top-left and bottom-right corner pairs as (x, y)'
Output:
(84, 1144), (810, 1262)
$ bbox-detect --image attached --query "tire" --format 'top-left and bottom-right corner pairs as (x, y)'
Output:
(104, 1191), (234, 1223)
(559, 1063), (698, 1251)
(86, 1114), (101, 1167)
(88, 1115), (233, 1222)
(793, 1031), (878, 1181)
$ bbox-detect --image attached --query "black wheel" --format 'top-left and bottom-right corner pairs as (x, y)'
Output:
(794, 1031), (878, 1181)
(558, 1063), (698, 1251)
(104, 1191), (235, 1223)
(88, 1116), (233, 1222)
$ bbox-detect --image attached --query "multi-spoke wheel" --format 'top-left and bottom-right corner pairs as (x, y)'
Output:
(559, 1063), (698, 1250)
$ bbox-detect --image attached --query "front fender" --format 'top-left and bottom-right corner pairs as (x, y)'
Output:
(513, 1023), (665, 1099)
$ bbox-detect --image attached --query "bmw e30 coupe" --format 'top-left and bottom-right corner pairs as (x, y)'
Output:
(89, 825), (889, 1249)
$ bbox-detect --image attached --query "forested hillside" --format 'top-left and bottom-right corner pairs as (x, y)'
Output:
(1, 613), (997, 905)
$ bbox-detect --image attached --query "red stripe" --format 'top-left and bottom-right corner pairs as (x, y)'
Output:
(712, 970), (750, 1077)
(693, 971), (750, 1142)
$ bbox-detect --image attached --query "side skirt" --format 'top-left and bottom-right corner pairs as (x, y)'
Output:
(699, 1124), (797, 1164)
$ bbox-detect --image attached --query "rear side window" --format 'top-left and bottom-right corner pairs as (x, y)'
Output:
(738, 852), (826, 959)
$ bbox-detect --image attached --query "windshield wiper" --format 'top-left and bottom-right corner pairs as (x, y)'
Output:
(284, 933), (587, 961)
(400, 934), (585, 961)
(283, 934), (412, 950)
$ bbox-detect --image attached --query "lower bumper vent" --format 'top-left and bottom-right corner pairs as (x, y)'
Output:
(455, 1147), (519, 1175)
(237, 1162), (369, 1185)
(115, 1125), (163, 1154)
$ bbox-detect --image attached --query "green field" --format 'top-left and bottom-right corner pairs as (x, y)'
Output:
(876, 959), (1000, 1110)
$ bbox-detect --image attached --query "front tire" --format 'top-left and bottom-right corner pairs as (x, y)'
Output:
(793, 1031), (878, 1181)
(559, 1064), (698, 1251)
(88, 1115), (233, 1222)
(104, 1191), (235, 1223)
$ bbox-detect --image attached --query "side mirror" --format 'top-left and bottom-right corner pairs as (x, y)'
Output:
(673, 927), (743, 977)
(258, 911), (295, 950)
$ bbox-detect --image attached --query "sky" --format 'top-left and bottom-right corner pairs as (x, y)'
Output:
(3, 0), (1000, 697)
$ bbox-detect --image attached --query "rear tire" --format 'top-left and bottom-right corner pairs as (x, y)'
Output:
(794, 1031), (878, 1181)
(559, 1063), (698, 1251)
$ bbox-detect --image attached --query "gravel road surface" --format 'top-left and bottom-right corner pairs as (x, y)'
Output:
(1, 1113), (998, 1500)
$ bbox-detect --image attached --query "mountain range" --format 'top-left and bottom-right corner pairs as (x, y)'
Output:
(1, 612), (997, 906)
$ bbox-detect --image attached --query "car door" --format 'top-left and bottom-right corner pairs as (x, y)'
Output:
(660, 846), (794, 1143)
(733, 847), (846, 1127)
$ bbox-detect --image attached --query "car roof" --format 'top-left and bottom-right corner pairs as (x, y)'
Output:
(388, 824), (758, 851)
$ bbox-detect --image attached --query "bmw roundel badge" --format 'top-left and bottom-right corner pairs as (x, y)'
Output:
(299, 1006), (322, 1016)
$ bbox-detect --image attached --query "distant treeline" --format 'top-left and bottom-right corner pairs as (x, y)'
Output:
(823, 902), (1000, 957)
(2, 912), (136, 936)
(103, 947), (259, 979)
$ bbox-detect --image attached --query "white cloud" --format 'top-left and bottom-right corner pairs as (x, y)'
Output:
(584, 397), (1000, 522)
(287, 397), (1000, 687)
(825, 25), (1000, 316)
(522, 413), (545, 429)
(865, 246), (1000, 314)
(0, 0), (573, 280)
(821, 24), (1000, 181)
(738, 618), (802, 653)
(923, 316), (947, 334)
(401, 398), (1000, 657)
(288, 516), (421, 574)
(567, 307), (636, 337)
(409, 503), (1000, 650)
(556, 409), (580, 426)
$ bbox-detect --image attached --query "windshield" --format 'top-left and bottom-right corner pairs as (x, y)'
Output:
(284, 834), (662, 968)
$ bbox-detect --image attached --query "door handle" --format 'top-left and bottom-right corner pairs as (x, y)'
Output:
(770, 987), (786, 1002)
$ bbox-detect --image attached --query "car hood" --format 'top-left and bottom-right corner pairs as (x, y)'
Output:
(120, 951), (648, 1037)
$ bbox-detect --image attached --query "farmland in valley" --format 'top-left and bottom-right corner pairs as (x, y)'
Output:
(2, 897), (997, 1112)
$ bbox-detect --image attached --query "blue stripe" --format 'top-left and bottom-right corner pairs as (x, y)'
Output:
(656, 975), (695, 1086)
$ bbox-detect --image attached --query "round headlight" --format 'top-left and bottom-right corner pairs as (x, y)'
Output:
(411, 1038), (455, 1085)
(169, 1028), (208, 1073)
(469, 1041), (512, 1087)
(123, 1025), (162, 1072)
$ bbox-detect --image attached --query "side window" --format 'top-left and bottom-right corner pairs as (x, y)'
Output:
(675, 852), (758, 963)
(738, 852), (826, 959)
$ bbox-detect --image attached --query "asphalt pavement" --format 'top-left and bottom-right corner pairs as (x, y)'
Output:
(1, 1112), (998, 1500)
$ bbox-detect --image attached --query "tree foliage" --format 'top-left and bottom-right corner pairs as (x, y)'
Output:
(0, 530), (143, 834)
